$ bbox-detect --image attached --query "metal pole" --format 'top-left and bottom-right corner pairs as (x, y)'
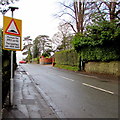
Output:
(9, 7), (18, 106)
(10, 51), (13, 106)
(10, 10), (14, 106)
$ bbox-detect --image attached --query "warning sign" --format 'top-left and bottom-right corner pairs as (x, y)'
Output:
(3, 16), (22, 51)
(5, 19), (20, 35)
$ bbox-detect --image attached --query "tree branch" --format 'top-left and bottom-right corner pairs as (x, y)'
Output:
(58, 2), (75, 13)
(57, 12), (76, 20)
(66, 22), (76, 33)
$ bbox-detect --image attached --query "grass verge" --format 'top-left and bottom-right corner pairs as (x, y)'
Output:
(54, 64), (79, 71)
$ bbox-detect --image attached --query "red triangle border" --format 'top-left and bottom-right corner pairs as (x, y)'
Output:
(5, 19), (21, 36)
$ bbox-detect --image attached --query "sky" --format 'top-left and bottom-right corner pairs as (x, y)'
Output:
(0, 0), (64, 63)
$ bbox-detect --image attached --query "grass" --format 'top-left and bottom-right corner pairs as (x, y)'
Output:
(54, 64), (79, 71)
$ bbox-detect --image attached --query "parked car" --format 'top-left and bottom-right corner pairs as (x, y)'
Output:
(19, 61), (26, 64)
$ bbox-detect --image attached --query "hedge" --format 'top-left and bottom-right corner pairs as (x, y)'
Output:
(81, 47), (120, 62)
(55, 49), (79, 67)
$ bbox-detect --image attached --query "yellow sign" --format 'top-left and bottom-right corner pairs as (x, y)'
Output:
(3, 16), (22, 51)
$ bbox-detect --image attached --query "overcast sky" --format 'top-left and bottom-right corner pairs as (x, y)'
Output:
(1, 0), (63, 39)
(0, 0), (65, 62)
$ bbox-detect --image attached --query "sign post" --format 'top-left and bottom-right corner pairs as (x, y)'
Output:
(3, 7), (22, 106)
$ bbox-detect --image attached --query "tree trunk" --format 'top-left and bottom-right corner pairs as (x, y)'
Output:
(110, 2), (116, 21)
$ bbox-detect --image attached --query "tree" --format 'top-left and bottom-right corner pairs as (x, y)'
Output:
(102, 1), (120, 21)
(58, 22), (73, 50)
(52, 32), (62, 51)
(52, 22), (73, 51)
(72, 20), (120, 61)
(92, 1), (120, 22)
(56, 0), (96, 34)
(33, 35), (52, 57)
(32, 37), (40, 58)
(55, 1), (95, 70)
(33, 44), (39, 58)
(22, 36), (33, 62)
(27, 47), (32, 62)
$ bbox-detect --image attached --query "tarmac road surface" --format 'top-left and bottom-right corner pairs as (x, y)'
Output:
(21, 64), (119, 118)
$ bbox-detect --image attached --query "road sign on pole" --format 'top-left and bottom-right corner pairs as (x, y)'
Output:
(3, 16), (22, 51)
(3, 11), (21, 106)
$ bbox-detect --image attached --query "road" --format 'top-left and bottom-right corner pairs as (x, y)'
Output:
(20, 64), (118, 118)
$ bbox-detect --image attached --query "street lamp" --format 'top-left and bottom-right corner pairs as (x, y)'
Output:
(9, 6), (19, 17)
(3, 6), (19, 107)
(0, 6), (18, 16)
(9, 6), (19, 107)
(1, 3), (19, 107)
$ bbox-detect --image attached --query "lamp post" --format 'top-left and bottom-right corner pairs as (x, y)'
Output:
(1, 5), (19, 106)
(9, 6), (19, 106)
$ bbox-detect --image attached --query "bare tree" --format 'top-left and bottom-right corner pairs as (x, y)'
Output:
(52, 22), (73, 51)
(56, 0), (120, 34)
(103, 1), (120, 21)
(52, 32), (62, 51)
(56, 0), (95, 33)
(58, 22), (73, 50)
(92, 1), (120, 22)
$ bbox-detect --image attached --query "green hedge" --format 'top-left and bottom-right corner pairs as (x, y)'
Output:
(55, 49), (79, 66)
(81, 47), (120, 62)
(55, 47), (120, 69)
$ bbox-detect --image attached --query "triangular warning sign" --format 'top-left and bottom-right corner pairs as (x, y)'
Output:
(5, 19), (20, 35)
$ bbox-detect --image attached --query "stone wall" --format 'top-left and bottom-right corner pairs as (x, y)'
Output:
(85, 61), (120, 77)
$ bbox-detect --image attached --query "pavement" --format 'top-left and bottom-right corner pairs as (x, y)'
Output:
(2, 65), (59, 119)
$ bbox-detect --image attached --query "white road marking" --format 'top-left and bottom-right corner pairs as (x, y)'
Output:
(82, 83), (114, 95)
(78, 73), (99, 79)
(59, 76), (74, 82)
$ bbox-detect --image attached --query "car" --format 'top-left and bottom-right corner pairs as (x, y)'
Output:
(19, 61), (26, 64)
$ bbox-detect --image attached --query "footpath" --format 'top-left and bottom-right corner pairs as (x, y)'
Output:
(2, 65), (59, 119)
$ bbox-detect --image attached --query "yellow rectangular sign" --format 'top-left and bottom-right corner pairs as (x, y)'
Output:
(3, 16), (22, 51)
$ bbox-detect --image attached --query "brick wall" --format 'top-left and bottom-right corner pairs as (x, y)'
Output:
(39, 58), (52, 64)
